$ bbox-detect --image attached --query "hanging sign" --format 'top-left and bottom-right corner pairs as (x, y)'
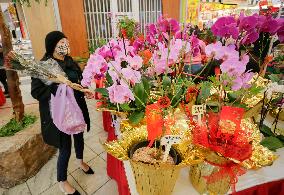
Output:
(221, 0), (247, 4)
(186, 0), (200, 25)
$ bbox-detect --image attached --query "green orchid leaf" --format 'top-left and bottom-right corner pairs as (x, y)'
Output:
(268, 74), (280, 83)
(260, 136), (284, 152)
(249, 85), (264, 95)
(197, 81), (212, 104)
(120, 103), (132, 111)
(133, 82), (147, 108)
(162, 76), (171, 90)
(227, 91), (241, 102)
(128, 111), (145, 124)
(142, 78), (150, 95)
(95, 88), (109, 97)
(106, 72), (113, 86)
(260, 124), (274, 137)
(171, 86), (184, 107)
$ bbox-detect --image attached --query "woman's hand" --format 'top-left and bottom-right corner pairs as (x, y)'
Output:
(81, 88), (94, 99)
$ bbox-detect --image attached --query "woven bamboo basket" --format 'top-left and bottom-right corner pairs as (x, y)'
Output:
(130, 160), (182, 195)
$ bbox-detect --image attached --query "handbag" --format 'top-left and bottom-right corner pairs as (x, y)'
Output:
(50, 84), (86, 135)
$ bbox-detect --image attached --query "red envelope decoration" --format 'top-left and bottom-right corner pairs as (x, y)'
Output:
(218, 106), (245, 135)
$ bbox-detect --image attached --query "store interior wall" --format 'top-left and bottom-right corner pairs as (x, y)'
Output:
(57, 0), (89, 58)
(22, 0), (57, 60)
(162, 0), (180, 21)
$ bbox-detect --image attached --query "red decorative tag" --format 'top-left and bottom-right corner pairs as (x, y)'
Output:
(146, 103), (163, 147)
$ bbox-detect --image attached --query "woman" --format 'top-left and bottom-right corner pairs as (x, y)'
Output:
(31, 31), (93, 195)
(0, 42), (9, 96)
(184, 38), (206, 77)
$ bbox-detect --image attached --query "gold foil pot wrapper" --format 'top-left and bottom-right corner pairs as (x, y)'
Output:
(189, 162), (231, 195)
(189, 151), (231, 194)
(103, 124), (148, 161)
(242, 75), (268, 109)
(189, 118), (278, 195)
(130, 160), (182, 195)
(103, 109), (205, 166)
(240, 118), (278, 169)
(103, 113), (205, 195)
(242, 143), (278, 169)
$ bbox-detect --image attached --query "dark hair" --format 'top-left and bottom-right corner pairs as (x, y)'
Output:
(44, 31), (66, 59)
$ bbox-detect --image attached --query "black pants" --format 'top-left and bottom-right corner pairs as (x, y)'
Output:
(0, 69), (8, 94)
(57, 132), (84, 182)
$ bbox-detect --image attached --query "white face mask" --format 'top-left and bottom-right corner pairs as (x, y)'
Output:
(54, 38), (70, 57)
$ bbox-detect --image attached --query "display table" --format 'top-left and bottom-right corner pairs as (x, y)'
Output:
(103, 112), (284, 195)
(173, 148), (284, 195)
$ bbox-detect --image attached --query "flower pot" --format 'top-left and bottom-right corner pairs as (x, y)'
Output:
(189, 153), (231, 195)
(129, 140), (180, 165)
(129, 140), (182, 195)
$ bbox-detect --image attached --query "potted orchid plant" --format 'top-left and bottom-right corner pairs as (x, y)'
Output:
(81, 16), (206, 195)
(188, 13), (283, 194)
(81, 16), (198, 125)
(82, 13), (280, 195)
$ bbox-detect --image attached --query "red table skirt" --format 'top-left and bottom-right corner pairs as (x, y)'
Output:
(102, 112), (284, 195)
(104, 111), (131, 195)
(0, 87), (6, 107)
(234, 179), (284, 195)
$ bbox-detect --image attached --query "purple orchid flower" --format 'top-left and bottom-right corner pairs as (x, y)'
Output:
(239, 15), (258, 32)
(174, 30), (190, 41)
(133, 39), (143, 52)
(241, 30), (259, 45)
(211, 16), (239, 39)
(260, 16), (280, 35)
(107, 84), (135, 104)
(220, 57), (247, 77)
(231, 72), (254, 91)
(126, 55), (143, 70)
(190, 35), (200, 57)
(108, 61), (121, 84)
(168, 18), (180, 33)
(121, 67), (141, 85)
(276, 19), (284, 43)
(148, 23), (157, 35)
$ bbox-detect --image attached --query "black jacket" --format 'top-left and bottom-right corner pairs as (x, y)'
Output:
(31, 56), (90, 148)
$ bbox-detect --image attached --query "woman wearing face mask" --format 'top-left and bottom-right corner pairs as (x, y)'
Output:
(31, 31), (93, 195)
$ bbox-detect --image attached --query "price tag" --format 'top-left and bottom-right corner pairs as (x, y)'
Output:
(160, 135), (182, 162)
(192, 104), (206, 125)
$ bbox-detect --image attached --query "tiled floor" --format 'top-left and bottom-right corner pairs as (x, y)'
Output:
(0, 77), (119, 195)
